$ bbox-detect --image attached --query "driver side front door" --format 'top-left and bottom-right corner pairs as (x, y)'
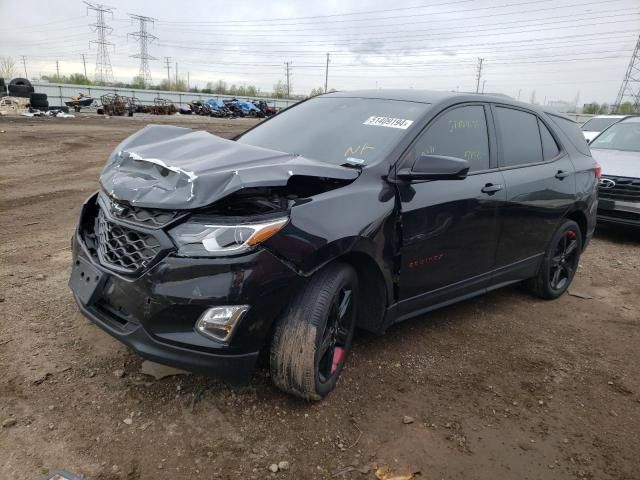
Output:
(397, 103), (505, 314)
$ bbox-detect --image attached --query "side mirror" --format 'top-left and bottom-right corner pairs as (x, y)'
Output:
(397, 154), (470, 181)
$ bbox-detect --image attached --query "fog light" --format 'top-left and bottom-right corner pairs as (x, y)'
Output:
(195, 306), (249, 342)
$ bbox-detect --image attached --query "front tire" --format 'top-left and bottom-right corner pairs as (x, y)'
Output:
(526, 219), (582, 299)
(269, 263), (358, 400)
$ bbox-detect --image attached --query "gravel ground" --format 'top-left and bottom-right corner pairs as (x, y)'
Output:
(1, 114), (639, 480)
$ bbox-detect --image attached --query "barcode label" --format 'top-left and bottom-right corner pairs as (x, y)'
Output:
(363, 116), (414, 129)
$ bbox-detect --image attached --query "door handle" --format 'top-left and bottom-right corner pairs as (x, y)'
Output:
(481, 183), (503, 194)
(555, 170), (571, 180)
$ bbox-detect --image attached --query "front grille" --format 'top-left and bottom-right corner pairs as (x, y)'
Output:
(112, 204), (181, 227)
(96, 210), (162, 273)
(599, 176), (640, 201)
(97, 193), (181, 228)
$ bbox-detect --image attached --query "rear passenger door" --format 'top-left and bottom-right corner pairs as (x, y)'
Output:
(492, 105), (576, 277)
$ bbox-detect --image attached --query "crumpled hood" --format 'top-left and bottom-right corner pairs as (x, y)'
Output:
(591, 148), (640, 179)
(100, 125), (359, 209)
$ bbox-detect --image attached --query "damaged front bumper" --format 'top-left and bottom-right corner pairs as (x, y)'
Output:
(69, 193), (301, 382)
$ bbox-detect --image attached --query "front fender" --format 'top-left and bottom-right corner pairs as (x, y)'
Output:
(262, 178), (398, 298)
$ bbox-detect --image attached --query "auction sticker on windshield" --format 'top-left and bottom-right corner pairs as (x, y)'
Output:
(363, 116), (414, 129)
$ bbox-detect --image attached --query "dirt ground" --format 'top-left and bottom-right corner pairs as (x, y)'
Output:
(1, 114), (639, 480)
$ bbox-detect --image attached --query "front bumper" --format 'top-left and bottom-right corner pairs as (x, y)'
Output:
(597, 198), (640, 227)
(69, 194), (301, 382)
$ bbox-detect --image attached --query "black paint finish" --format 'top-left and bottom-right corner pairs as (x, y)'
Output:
(69, 90), (598, 380)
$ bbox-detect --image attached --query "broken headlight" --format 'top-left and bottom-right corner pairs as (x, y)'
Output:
(168, 217), (288, 257)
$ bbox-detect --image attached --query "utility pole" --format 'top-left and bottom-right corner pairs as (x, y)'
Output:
(517, 89), (521, 100)
(187, 72), (190, 90)
(85, 2), (115, 84)
(56, 60), (60, 78)
(285, 61), (291, 98)
(175, 61), (178, 87)
(20, 55), (28, 78)
(482, 80), (486, 93)
(164, 56), (172, 88)
(324, 53), (330, 93)
(81, 53), (88, 79)
(128, 13), (157, 88)
(614, 34), (640, 112)
(475, 58), (484, 93)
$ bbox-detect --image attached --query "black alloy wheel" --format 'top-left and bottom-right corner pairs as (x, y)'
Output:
(316, 285), (354, 386)
(549, 228), (579, 291)
(525, 219), (582, 299)
(270, 263), (358, 400)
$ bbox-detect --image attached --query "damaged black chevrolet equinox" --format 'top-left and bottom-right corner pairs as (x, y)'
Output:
(70, 90), (599, 400)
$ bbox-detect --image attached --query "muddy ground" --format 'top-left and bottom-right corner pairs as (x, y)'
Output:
(0, 114), (639, 480)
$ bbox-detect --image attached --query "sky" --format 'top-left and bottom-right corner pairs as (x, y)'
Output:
(0, 0), (639, 105)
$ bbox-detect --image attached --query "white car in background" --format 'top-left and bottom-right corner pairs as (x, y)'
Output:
(581, 115), (627, 142)
(589, 116), (640, 227)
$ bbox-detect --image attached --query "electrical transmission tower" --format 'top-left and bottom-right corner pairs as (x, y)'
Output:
(128, 13), (157, 87)
(85, 2), (115, 84)
(614, 34), (640, 112)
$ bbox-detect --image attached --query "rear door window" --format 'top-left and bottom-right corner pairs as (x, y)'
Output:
(411, 105), (490, 172)
(495, 107), (543, 167)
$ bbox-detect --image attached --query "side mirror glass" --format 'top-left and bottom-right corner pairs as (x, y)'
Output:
(397, 154), (470, 181)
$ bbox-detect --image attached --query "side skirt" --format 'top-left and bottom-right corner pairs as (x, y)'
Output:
(380, 253), (543, 331)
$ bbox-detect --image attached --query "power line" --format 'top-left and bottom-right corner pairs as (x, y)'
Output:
(128, 13), (157, 87)
(85, 1), (115, 84)
(150, 20), (639, 56)
(154, 0), (474, 25)
(150, 0), (630, 30)
(151, 9), (640, 43)
(614, 34), (640, 111)
(1, 16), (87, 32)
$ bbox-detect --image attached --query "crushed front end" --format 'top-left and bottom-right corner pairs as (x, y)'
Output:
(69, 192), (301, 381)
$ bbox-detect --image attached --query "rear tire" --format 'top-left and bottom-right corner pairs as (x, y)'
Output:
(525, 219), (582, 300)
(270, 263), (358, 400)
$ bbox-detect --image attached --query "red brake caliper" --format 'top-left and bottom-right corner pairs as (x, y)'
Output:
(331, 347), (345, 374)
(567, 230), (576, 240)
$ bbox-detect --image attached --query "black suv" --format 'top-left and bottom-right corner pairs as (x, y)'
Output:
(69, 90), (598, 400)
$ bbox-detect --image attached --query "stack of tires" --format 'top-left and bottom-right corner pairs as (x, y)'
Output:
(8, 78), (34, 98)
(0, 78), (6, 96)
(30, 92), (48, 110)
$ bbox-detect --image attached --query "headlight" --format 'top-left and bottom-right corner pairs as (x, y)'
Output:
(168, 217), (288, 256)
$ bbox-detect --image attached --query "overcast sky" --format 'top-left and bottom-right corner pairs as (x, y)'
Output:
(1, 0), (638, 104)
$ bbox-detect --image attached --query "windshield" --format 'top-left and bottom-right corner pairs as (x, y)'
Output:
(236, 97), (429, 166)
(590, 123), (640, 152)
(581, 117), (621, 132)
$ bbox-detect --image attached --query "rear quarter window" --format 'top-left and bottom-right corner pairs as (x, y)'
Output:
(547, 114), (592, 157)
(539, 120), (561, 160)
